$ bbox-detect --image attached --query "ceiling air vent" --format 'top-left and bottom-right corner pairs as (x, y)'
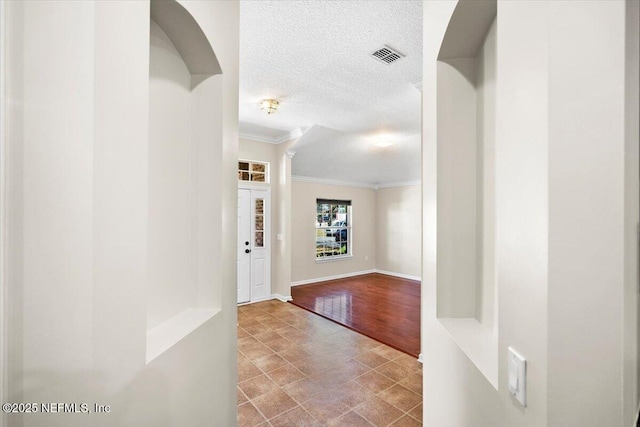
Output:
(371, 45), (405, 65)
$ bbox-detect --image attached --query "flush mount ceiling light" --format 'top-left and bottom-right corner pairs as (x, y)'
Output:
(259, 99), (279, 115)
(374, 137), (394, 148)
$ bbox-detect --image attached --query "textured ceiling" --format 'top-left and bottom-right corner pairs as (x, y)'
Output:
(239, 0), (422, 184)
(291, 126), (421, 186)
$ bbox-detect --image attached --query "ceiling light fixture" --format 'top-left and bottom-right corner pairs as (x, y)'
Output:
(375, 137), (394, 148)
(259, 99), (279, 115)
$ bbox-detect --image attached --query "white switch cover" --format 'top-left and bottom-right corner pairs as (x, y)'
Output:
(508, 347), (526, 407)
(276, 234), (283, 241)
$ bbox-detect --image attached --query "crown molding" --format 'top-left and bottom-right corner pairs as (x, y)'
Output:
(239, 127), (305, 145)
(291, 176), (420, 190)
(239, 131), (280, 144)
(281, 128), (303, 143)
(292, 175), (377, 189)
(375, 180), (421, 189)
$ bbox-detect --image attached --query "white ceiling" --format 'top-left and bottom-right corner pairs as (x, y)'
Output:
(239, 0), (423, 185)
(291, 126), (421, 187)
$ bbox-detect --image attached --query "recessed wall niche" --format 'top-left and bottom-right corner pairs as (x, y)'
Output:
(146, 0), (223, 363)
(436, 0), (498, 386)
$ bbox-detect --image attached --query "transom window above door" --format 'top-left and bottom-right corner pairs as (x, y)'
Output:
(316, 199), (352, 260)
(238, 160), (269, 183)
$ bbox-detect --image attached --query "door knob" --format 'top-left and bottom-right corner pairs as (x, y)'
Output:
(245, 249), (251, 254)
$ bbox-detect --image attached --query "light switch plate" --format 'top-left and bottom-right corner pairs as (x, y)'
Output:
(507, 347), (526, 407)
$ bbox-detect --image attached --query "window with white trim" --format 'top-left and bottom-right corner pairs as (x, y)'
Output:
(315, 199), (352, 260)
(238, 160), (269, 183)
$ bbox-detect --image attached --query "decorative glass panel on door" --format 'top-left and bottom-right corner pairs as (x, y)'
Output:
(255, 199), (264, 247)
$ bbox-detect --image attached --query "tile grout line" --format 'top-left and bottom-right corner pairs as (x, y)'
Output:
(238, 300), (423, 426)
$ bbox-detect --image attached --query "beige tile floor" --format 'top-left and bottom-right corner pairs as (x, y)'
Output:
(238, 300), (423, 427)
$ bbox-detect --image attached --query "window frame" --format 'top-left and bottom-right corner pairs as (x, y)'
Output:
(238, 159), (270, 183)
(315, 199), (352, 262)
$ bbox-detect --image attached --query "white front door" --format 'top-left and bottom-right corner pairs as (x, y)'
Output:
(237, 188), (270, 303)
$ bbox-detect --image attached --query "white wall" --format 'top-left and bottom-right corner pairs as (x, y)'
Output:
(375, 185), (421, 278)
(0, 0), (7, 414)
(291, 181), (376, 283)
(626, 0), (640, 420)
(2, 1), (239, 426)
(493, 2), (549, 422)
(422, 1), (639, 427)
(475, 20), (497, 332)
(239, 138), (278, 172)
(436, 57), (479, 319)
(272, 141), (296, 298)
(148, 20), (197, 329)
(436, 18), (497, 328)
(546, 1), (637, 425)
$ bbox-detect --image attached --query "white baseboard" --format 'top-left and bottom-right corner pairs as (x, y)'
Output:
(271, 294), (292, 302)
(374, 269), (421, 282)
(238, 299), (264, 306)
(417, 353), (424, 364)
(290, 269), (421, 287)
(238, 294), (292, 306)
(291, 269), (376, 287)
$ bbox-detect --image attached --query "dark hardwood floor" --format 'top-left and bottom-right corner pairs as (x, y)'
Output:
(290, 273), (420, 357)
